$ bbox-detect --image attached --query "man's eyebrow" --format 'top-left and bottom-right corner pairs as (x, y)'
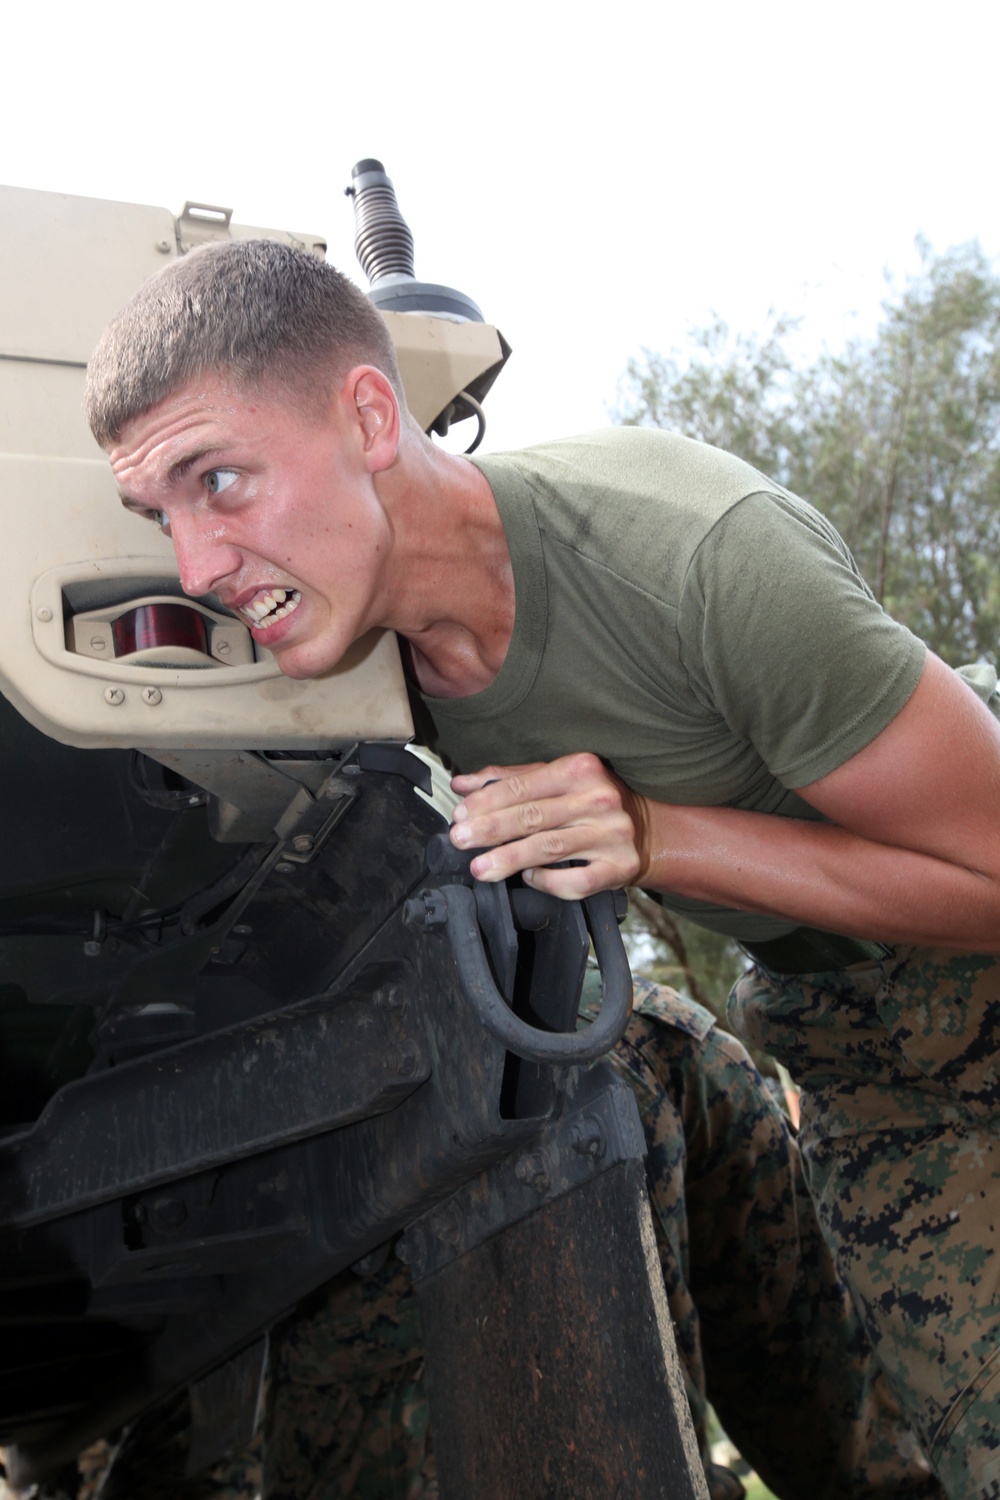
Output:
(117, 447), (229, 511)
(167, 446), (226, 483)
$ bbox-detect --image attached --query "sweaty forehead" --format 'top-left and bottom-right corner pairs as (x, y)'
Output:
(108, 374), (339, 495)
(108, 390), (230, 477)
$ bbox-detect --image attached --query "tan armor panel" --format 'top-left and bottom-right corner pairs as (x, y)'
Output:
(0, 185), (499, 751)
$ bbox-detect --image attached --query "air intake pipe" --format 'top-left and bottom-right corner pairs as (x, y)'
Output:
(346, 159), (485, 324)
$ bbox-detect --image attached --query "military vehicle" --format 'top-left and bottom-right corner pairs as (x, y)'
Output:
(0, 163), (702, 1497)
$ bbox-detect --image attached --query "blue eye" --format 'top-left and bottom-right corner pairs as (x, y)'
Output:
(205, 469), (238, 495)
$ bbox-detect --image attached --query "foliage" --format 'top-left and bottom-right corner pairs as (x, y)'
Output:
(613, 240), (1000, 666)
(623, 892), (746, 1022)
(615, 315), (798, 479)
(613, 239), (1000, 995)
(794, 242), (1000, 662)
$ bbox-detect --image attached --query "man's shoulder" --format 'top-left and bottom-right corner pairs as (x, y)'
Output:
(474, 429), (783, 591)
(476, 428), (780, 533)
(483, 426), (771, 482)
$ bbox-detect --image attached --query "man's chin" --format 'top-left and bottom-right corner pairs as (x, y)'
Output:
(267, 638), (345, 681)
(271, 651), (318, 680)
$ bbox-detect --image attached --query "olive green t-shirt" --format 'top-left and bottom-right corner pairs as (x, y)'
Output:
(417, 428), (926, 940)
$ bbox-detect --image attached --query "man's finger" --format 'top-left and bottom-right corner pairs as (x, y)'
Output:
(450, 761), (548, 800)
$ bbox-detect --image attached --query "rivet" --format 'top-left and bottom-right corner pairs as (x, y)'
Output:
(104, 687), (125, 706)
(151, 1196), (188, 1231)
(570, 1115), (607, 1163)
(36, 606), (53, 623)
(514, 1151), (550, 1192)
(434, 1202), (462, 1247)
(156, 239), (172, 253)
(275, 861), (295, 875)
(388, 1045), (418, 1078)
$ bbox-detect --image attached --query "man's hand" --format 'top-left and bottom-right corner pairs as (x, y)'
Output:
(449, 752), (651, 900)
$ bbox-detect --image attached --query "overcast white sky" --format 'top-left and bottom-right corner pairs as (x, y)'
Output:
(4, 0), (997, 453)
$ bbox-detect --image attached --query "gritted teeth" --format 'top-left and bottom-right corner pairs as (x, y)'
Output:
(239, 588), (302, 626)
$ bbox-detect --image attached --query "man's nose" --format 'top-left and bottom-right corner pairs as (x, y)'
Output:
(171, 518), (242, 599)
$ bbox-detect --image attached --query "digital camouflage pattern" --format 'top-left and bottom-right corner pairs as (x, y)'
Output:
(262, 1260), (434, 1500)
(731, 945), (1000, 1500)
(85, 977), (940, 1500)
(592, 976), (939, 1500)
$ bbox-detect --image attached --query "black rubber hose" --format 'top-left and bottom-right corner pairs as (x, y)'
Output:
(439, 885), (632, 1063)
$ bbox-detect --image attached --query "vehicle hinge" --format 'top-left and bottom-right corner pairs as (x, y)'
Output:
(175, 201), (234, 254)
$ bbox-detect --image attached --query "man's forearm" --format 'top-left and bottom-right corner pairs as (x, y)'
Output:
(450, 659), (1000, 953)
(640, 799), (1000, 952)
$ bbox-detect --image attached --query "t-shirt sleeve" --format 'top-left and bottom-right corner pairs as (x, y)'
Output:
(676, 490), (927, 787)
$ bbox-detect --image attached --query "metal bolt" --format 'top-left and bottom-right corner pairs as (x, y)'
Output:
(142, 686), (162, 706)
(90, 636), (107, 651)
(514, 1151), (550, 1192)
(402, 891), (449, 931)
(291, 834), (314, 854)
(434, 1201), (462, 1248)
(103, 687), (125, 706)
(151, 1196), (188, 1232)
(36, 606), (53, 622)
(396, 1224), (425, 1275)
(570, 1115), (607, 1163)
(388, 1045), (418, 1079)
(83, 940), (101, 958)
(341, 763), (362, 776)
(275, 861), (295, 875)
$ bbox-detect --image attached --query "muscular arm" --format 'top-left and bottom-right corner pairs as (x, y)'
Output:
(449, 653), (1000, 952)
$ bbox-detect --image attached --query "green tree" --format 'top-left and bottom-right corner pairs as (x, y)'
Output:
(614, 240), (1000, 666)
(614, 315), (799, 479)
(792, 242), (1000, 663)
(613, 240), (1000, 1016)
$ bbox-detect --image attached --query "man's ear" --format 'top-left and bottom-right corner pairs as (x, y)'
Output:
(340, 366), (400, 472)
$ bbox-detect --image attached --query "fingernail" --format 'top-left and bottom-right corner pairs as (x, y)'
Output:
(452, 824), (472, 847)
(452, 802), (468, 822)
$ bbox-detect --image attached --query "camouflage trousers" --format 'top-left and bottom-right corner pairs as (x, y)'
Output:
(730, 945), (1000, 1500)
(93, 979), (939, 1500)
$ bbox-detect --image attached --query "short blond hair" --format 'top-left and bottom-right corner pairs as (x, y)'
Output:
(85, 238), (404, 447)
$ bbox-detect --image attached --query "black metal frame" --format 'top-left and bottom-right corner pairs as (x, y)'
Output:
(0, 720), (702, 1496)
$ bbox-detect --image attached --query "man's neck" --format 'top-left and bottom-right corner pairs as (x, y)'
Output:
(387, 439), (515, 700)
